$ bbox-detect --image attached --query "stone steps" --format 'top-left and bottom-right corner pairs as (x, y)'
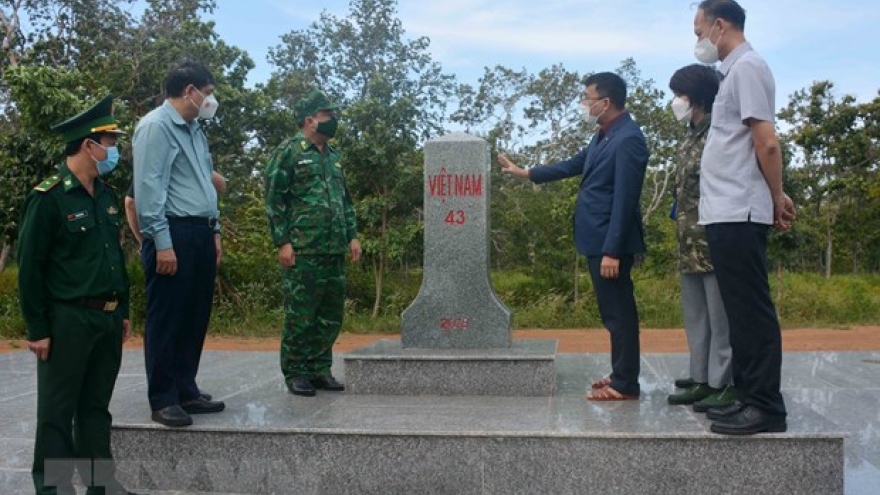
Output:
(110, 426), (843, 495)
(104, 352), (844, 495)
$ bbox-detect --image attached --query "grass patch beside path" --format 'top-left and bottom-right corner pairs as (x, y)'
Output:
(0, 270), (878, 339)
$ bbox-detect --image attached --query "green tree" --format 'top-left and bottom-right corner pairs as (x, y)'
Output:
(266, 0), (457, 316)
(779, 81), (879, 275)
(0, 0), (262, 272)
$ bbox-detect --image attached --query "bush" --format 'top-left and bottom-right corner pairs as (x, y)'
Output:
(1, 265), (878, 339)
(0, 267), (24, 338)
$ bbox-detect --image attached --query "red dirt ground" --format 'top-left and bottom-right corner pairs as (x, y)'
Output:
(2, 326), (877, 354)
(6, 327), (876, 354)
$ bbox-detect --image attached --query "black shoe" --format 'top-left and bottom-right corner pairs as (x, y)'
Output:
(288, 376), (316, 396)
(151, 405), (193, 427)
(310, 375), (345, 391)
(667, 383), (714, 405)
(180, 397), (226, 414)
(85, 483), (144, 495)
(199, 392), (212, 401)
(674, 377), (696, 389)
(710, 405), (787, 435)
(705, 400), (745, 420)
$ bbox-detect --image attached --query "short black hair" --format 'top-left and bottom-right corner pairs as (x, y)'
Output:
(669, 64), (720, 112)
(64, 133), (104, 157)
(698, 0), (746, 31)
(583, 72), (627, 109)
(164, 61), (215, 98)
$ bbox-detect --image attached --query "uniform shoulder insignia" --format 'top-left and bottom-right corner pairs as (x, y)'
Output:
(34, 175), (61, 193)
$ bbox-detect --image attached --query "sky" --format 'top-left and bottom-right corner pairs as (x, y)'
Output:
(197, 0), (880, 111)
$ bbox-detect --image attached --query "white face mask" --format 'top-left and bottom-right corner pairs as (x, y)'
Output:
(192, 88), (219, 119)
(580, 98), (606, 126)
(694, 24), (720, 64)
(671, 96), (693, 123)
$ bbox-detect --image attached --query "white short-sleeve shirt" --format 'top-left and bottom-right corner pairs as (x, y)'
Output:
(699, 42), (776, 226)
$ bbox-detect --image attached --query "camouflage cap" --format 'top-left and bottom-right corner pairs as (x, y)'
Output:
(294, 90), (339, 121)
(50, 94), (126, 143)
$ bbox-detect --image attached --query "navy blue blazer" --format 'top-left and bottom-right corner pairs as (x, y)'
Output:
(529, 112), (649, 257)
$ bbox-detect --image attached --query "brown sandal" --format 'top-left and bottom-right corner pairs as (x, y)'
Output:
(586, 386), (639, 401)
(591, 376), (612, 389)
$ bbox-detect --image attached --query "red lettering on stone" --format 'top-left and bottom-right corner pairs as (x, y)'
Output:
(439, 317), (470, 330)
(427, 168), (484, 199)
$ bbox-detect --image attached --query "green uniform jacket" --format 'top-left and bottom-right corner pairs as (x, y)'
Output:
(673, 115), (714, 274)
(264, 132), (357, 254)
(18, 165), (130, 340)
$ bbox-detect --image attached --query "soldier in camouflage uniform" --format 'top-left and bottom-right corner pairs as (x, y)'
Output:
(665, 65), (735, 411)
(264, 89), (361, 396)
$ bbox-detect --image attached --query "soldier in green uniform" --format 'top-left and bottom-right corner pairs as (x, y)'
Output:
(264, 89), (361, 396)
(18, 95), (139, 494)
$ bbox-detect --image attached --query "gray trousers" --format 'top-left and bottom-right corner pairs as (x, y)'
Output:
(681, 272), (732, 388)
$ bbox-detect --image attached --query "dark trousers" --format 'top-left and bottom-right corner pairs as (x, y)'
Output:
(706, 222), (786, 416)
(587, 255), (641, 396)
(280, 255), (346, 381)
(141, 222), (216, 411)
(32, 303), (123, 495)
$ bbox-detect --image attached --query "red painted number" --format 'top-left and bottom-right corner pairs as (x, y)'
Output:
(444, 210), (466, 225)
(440, 318), (470, 330)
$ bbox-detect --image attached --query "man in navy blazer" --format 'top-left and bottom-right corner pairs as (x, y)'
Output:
(499, 72), (649, 400)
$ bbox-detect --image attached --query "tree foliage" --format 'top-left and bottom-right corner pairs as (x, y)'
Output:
(265, 0), (456, 316)
(0, 0), (877, 324)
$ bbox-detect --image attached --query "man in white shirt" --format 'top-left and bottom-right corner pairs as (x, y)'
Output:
(692, 0), (796, 435)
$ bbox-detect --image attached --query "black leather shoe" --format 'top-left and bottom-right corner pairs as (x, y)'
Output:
(705, 400), (745, 420)
(85, 482), (144, 495)
(151, 405), (192, 427)
(311, 375), (345, 391)
(674, 377), (696, 389)
(288, 376), (316, 396)
(199, 392), (212, 401)
(181, 397), (226, 414)
(710, 405), (787, 435)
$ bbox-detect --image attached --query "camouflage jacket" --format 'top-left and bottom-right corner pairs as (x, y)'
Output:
(264, 132), (357, 255)
(673, 115), (713, 274)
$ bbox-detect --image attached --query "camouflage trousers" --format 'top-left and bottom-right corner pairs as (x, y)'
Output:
(280, 255), (346, 382)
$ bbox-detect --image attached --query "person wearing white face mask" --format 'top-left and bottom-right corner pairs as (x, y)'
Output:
(691, 0), (796, 436)
(664, 65), (736, 414)
(133, 61), (226, 427)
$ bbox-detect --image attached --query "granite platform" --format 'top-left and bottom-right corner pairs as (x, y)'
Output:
(344, 339), (557, 395)
(1, 348), (877, 494)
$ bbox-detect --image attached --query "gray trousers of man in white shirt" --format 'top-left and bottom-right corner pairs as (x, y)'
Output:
(681, 272), (733, 388)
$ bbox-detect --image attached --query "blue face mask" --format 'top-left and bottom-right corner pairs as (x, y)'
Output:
(90, 141), (120, 175)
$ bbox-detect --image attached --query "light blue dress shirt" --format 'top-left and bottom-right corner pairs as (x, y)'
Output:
(132, 101), (219, 250)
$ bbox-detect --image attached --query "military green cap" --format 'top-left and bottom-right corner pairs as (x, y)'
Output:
(50, 94), (126, 143)
(294, 89), (339, 121)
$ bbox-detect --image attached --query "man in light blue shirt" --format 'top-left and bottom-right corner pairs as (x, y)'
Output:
(133, 61), (226, 427)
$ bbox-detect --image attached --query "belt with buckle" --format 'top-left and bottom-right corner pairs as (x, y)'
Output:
(167, 216), (217, 228)
(73, 298), (119, 312)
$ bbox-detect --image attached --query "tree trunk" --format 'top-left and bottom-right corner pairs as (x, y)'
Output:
(825, 219), (832, 278)
(370, 201), (389, 318)
(0, 238), (11, 273)
(852, 242), (859, 275)
(371, 254), (384, 318)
